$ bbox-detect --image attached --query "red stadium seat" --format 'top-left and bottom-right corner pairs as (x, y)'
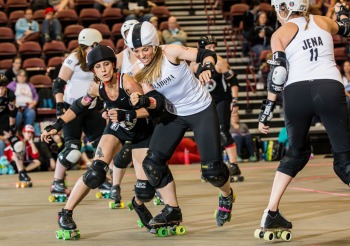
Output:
(0, 27), (14, 42)
(18, 41), (42, 59)
(64, 24), (84, 45)
(79, 8), (101, 28)
(0, 42), (17, 60)
(67, 39), (79, 52)
(102, 8), (123, 29)
(100, 39), (115, 51)
(89, 23), (111, 39)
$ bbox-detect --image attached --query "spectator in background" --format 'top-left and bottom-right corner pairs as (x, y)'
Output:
(149, 16), (163, 44)
(42, 7), (62, 44)
(248, 11), (274, 66)
(49, 0), (75, 12)
(323, 0), (337, 18)
(7, 69), (38, 129)
(230, 113), (257, 162)
(5, 57), (22, 83)
(242, 0), (261, 56)
(93, 0), (120, 13)
(309, 0), (324, 15)
(342, 60), (350, 111)
(15, 9), (40, 46)
(162, 16), (187, 46)
(120, 0), (154, 21)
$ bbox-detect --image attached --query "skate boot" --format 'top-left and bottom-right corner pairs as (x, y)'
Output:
(109, 185), (124, 209)
(153, 190), (164, 205)
(229, 163), (244, 182)
(49, 179), (70, 202)
(56, 209), (80, 240)
(215, 188), (236, 226)
(95, 178), (112, 199)
(127, 196), (153, 230)
(149, 204), (186, 237)
(16, 170), (32, 188)
(254, 209), (293, 241)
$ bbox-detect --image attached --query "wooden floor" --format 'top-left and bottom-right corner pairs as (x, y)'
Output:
(1, 155), (350, 246)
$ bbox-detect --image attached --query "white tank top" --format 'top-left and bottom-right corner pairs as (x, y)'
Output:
(62, 52), (96, 108)
(120, 48), (144, 76)
(151, 50), (212, 116)
(285, 15), (342, 86)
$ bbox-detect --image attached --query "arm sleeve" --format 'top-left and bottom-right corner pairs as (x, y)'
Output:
(7, 81), (16, 92)
(29, 83), (39, 102)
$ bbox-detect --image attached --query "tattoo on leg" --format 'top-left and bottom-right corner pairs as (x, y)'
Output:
(96, 147), (104, 158)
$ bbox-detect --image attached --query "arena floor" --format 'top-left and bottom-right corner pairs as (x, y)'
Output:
(1, 155), (350, 246)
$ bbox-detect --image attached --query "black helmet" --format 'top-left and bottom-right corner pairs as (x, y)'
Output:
(0, 74), (9, 86)
(87, 45), (117, 70)
(198, 35), (217, 49)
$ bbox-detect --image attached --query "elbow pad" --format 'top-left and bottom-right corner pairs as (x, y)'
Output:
(224, 70), (239, 87)
(267, 51), (288, 94)
(70, 97), (90, 116)
(52, 78), (67, 95)
(337, 18), (350, 37)
(196, 48), (217, 64)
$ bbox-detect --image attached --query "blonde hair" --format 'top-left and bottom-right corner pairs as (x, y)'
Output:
(73, 44), (89, 72)
(303, 11), (310, 30)
(134, 47), (163, 84)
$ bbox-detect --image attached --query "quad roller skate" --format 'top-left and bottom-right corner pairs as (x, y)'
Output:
(109, 184), (125, 209)
(149, 204), (186, 237)
(56, 209), (80, 240)
(48, 179), (71, 202)
(254, 209), (292, 242)
(95, 178), (112, 199)
(229, 163), (244, 182)
(16, 170), (32, 188)
(127, 196), (153, 229)
(153, 190), (164, 206)
(215, 188), (236, 226)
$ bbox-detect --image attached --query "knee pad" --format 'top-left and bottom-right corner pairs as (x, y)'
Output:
(58, 140), (82, 169)
(142, 150), (173, 189)
(220, 124), (234, 148)
(277, 146), (311, 177)
(333, 150), (350, 185)
(201, 160), (229, 187)
(134, 179), (156, 202)
(9, 136), (24, 153)
(83, 160), (109, 189)
(113, 142), (132, 168)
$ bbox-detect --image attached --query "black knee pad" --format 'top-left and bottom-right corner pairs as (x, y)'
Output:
(333, 150), (350, 185)
(113, 142), (132, 168)
(58, 140), (82, 169)
(220, 124), (234, 148)
(201, 160), (229, 187)
(142, 150), (173, 189)
(134, 179), (156, 202)
(277, 146), (311, 178)
(83, 160), (109, 189)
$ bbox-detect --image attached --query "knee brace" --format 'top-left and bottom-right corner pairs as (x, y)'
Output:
(333, 150), (350, 185)
(201, 160), (229, 187)
(134, 179), (156, 202)
(142, 150), (173, 189)
(58, 140), (82, 169)
(277, 146), (311, 177)
(220, 124), (234, 148)
(83, 160), (109, 189)
(113, 142), (132, 168)
(8, 136), (24, 154)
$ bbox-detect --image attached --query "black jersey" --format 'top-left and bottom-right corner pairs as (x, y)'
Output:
(0, 89), (15, 115)
(206, 72), (231, 103)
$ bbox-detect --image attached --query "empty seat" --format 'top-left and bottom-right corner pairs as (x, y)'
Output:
(100, 39), (115, 50)
(18, 41), (42, 60)
(0, 0), (4, 11)
(67, 39), (79, 52)
(111, 23), (123, 42)
(74, 0), (95, 15)
(151, 6), (170, 23)
(0, 42), (17, 60)
(334, 47), (348, 65)
(64, 24), (84, 45)
(6, 0), (28, 14)
(0, 11), (8, 26)
(115, 38), (125, 53)
(0, 27), (14, 42)
(228, 3), (249, 30)
(30, 75), (56, 115)
(43, 41), (67, 62)
(79, 8), (101, 28)
(47, 56), (64, 69)
(0, 59), (12, 72)
(30, 74), (53, 88)
(9, 10), (24, 28)
(56, 9), (79, 30)
(33, 9), (45, 23)
(22, 57), (47, 77)
(89, 23), (110, 39)
(102, 8), (123, 29)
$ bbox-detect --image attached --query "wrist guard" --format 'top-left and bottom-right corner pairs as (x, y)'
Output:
(117, 109), (137, 125)
(45, 118), (66, 133)
(197, 62), (217, 78)
(231, 97), (238, 107)
(56, 102), (65, 116)
(134, 95), (151, 109)
(258, 99), (276, 125)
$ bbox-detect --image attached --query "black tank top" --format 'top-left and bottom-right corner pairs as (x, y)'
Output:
(207, 72), (230, 103)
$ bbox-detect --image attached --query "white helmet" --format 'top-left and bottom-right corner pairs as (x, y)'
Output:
(126, 21), (159, 49)
(272, 0), (309, 22)
(78, 28), (103, 46)
(121, 20), (139, 40)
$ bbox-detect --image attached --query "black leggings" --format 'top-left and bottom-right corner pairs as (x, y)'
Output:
(216, 99), (234, 147)
(149, 102), (221, 162)
(284, 79), (350, 153)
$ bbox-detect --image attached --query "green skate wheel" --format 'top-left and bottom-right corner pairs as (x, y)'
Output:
(157, 227), (168, 237)
(281, 230), (292, 241)
(58, 196), (66, 202)
(48, 195), (55, 203)
(169, 228), (176, 235)
(71, 230), (80, 239)
(127, 202), (133, 211)
(109, 201), (116, 209)
(56, 230), (63, 239)
(153, 197), (161, 205)
(175, 226), (186, 235)
(137, 219), (144, 228)
(263, 231), (274, 241)
(63, 230), (71, 240)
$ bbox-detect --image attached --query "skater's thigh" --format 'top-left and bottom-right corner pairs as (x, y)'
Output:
(132, 148), (148, 179)
(95, 134), (123, 164)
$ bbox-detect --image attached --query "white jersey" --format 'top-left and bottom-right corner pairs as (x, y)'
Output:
(151, 50), (212, 116)
(62, 52), (96, 108)
(120, 48), (144, 76)
(285, 15), (342, 87)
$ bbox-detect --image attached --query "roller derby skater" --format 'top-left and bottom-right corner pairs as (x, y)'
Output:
(49, 179), (70, 202)
(42, 44), (162, 238)
(255, 0), (350, 241)
(127, 21), (233, 230)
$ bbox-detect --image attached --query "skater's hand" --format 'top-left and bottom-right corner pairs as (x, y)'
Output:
(258, 122), (269, 134)
(198, 70), (212, 85)
(107, 108), (120, 122)
(130, 92), (142, 107)
(41, 128), (58, 143)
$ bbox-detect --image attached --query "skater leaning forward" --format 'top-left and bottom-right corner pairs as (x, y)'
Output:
(127, 21), (235, 230)
(255, 0), (350, 241)
(41, 45), (165, 237)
